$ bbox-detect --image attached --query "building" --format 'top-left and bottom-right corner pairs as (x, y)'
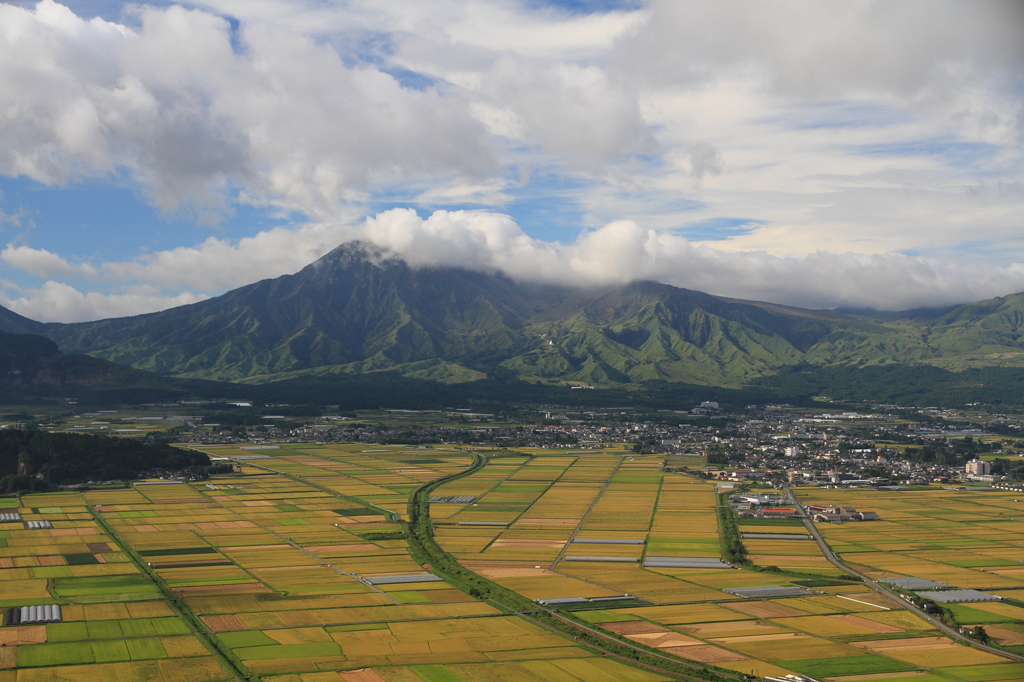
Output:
(808, 504), (879, 522)
(966, 459), (991, 476)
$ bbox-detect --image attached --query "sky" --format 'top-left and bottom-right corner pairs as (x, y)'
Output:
(0, 0), (1022, 322)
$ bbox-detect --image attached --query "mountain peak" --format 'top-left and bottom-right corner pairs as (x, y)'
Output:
(310, 240), (403, 271)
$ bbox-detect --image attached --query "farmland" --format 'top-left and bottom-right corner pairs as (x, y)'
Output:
(2, 441), (1024, 680)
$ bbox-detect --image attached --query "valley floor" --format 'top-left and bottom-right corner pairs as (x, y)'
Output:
(1, 443), (1023, 681)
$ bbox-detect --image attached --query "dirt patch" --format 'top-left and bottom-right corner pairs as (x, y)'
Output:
(242, 500), (275, 506)
(0, 626), (46, 645)
(0, 647), (15, 669)
(853, 636), (957, 652)
(601, 621), (669, 636)
(36, 555), (67, 566)
(726, 601), (809, 618)
(628, 632), (703, 648)
(663, 644), (749, 663)
(201, 614), (246, 631)
(338, 669), (387, 682)
(831, 614), (903, 633)
(86, 543), (112, 553)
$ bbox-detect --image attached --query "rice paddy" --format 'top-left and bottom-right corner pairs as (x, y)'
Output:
(2, 444), (1023, 680)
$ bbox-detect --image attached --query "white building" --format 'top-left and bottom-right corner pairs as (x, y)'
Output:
(966, 459), (991, 476)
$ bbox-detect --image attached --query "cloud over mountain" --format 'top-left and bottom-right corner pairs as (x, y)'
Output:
(0, 0), (1022, 321)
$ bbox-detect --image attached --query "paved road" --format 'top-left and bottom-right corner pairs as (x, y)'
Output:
(784, 485), (1024, 662)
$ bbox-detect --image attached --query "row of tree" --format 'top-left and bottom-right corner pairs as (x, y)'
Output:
(0, 430), (210, 486)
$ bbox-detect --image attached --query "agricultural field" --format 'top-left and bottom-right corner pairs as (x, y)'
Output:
(1, 444), (1023, 680)
(794, 486), (1024, 587)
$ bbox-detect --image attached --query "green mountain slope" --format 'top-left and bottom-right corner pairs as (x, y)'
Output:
(12, 241), (1024, 387)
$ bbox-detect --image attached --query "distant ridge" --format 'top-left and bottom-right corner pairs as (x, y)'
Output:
(5, 241), (1024, 387)
(0, 305), (46, 336)
(0, 330), (169, 389)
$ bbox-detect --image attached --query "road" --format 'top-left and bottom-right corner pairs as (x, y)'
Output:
(784, 485), (1024, 662)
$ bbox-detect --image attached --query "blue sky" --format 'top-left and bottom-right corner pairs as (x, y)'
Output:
(0, 0), (1022, 321)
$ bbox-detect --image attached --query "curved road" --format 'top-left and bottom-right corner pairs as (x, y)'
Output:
(784, 485), (1024, 662)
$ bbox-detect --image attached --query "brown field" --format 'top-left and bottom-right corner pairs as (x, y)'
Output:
(724, 601), (809, 618)
(976, 624), (1024, 646)
(857, 611), (933, 631)
(627, 632), (703, 648)
(725, 635), (864, 662)
(677, 621), (789, 638)
(614, 603), (749, 625)
(177, 582), (269, 596)
(466, 565), (557, 579)
(601, 622), (668, 635)
(663, 644), (749, 663)
(339, 670), (387, 682)
(305, 544), (377, 553)
(710, 633), (809, 644)
(748, 555), (831, 564)
(490, 539), (565, 549)
(852, 636), (958, 652)
(201, 615), (246, 631)
(0, 626), (46, 645)
(770, 616), (887, 638)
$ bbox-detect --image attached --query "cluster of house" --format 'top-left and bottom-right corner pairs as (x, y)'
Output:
(729, 493), (805, 519)
(727, 493), (880, 522)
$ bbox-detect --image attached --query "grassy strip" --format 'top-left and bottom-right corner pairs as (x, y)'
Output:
(87, 507), (253, 681)
(405, 453), (746, 682)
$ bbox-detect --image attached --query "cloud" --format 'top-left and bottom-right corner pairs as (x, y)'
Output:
(0, 1), (1022, 322)
(1, 244), (97, 278)
(0, 0), (494, 220)
(99, 222), (353, 290)
(361, 208), (1024, 311)
(5, 208), (1024, 320)
(0, 280), (207, 322)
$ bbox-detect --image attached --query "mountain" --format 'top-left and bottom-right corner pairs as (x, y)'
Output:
(0, 306), (46, 336)
(0, 330), (170, 389)
(11, 241), (1024, 388)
